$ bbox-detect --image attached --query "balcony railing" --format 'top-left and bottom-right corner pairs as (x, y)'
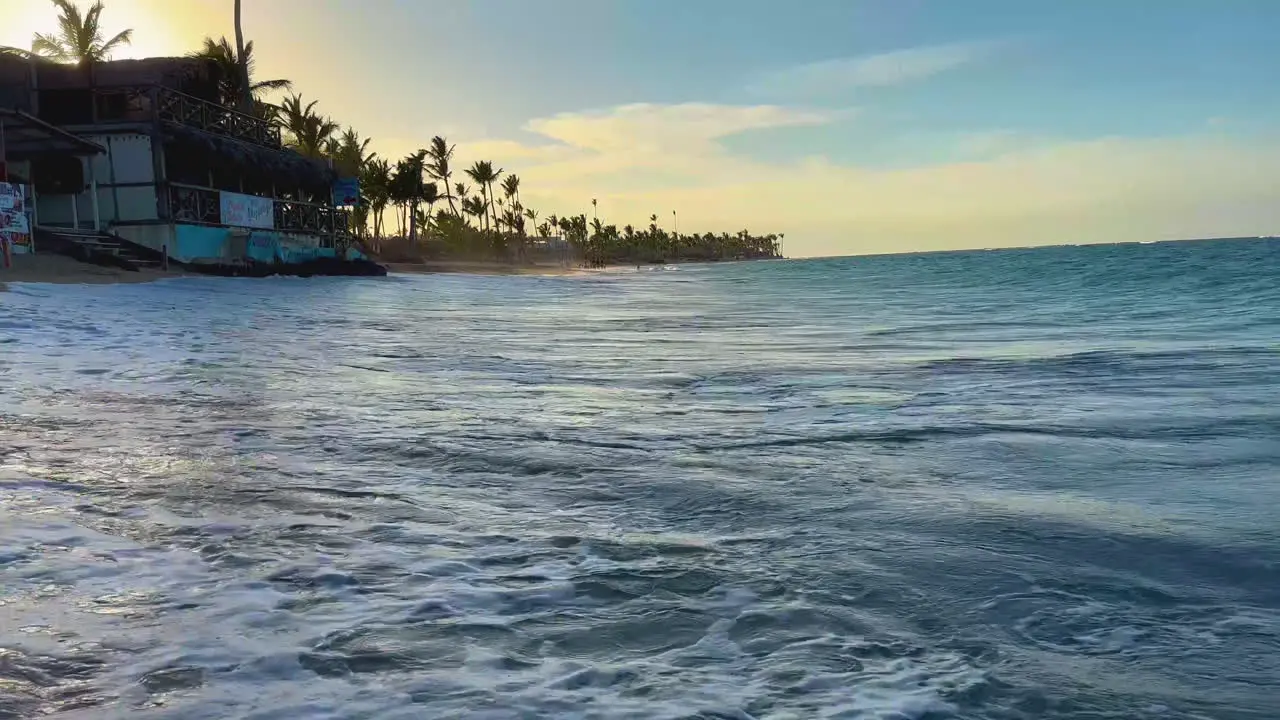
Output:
(169, 183), (221, 225)
(155, 88), (282, 149)
(168, 183), (351, 238)
(77, 85), (282, 150)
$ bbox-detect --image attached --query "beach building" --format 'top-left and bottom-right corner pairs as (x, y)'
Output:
(0, 55), (361, 269)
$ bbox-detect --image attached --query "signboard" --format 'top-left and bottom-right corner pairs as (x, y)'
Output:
(0, 182), (20, 212)
(332, 177), (359, 207)
(219, 191), (275, 229)
(0, 182), (32, 254)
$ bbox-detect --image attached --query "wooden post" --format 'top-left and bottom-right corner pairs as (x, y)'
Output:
(89, 160), (101, 232)
(149, 86), (169, 221)
(29, 183), (38, 253)
(161, 244), (168, 271)
(0, 119), (9, 267)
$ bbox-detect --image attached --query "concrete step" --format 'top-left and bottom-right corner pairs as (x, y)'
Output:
(75, 241), (126, 250)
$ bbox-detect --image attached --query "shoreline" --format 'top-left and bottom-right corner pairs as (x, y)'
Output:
(0, 254), (189, 290)
(0, 253), (385, 290)
(0, 254), (688, 289)
(385, 260), (586, 276)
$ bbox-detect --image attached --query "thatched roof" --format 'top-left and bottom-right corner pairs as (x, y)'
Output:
(0, 55), (34, 112)
(0, 55), (224, 111)
(35, 56), (222, 101)
(163, 123), (336, 192)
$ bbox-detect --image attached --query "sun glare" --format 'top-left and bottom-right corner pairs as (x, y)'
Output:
(1, 0), (200, 60)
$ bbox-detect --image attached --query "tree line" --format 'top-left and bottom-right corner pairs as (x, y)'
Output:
(5, 0), (786, 266)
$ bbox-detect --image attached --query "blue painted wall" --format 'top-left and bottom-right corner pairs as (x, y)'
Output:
(172, 224), (364, 264)
(173, 224), (230, 263)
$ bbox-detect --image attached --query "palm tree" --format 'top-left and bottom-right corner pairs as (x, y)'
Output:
(233, 0), (251, 111)
(461, 196), (486, 228)
(30, 0), (132, 63)
(426, 136), (458, 216)
(464, 161), (502, 233)
(191, 37), (291, 109)
(389, 151), (428, 239)
(279, 94), (317, 135)
(288, 115), (338, 159)
(502, 175), (521, 208)
(501, 174), (523, 237)
(360, 157), (391, 240)
(329, 127), (371, 178)
(420, 181), (440, 235)
(278, 94), (337, 158)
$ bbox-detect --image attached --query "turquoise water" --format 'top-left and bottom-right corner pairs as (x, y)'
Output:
(1, 238), (1278, 718)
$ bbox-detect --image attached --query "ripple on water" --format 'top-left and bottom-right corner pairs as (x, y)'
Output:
(3, 242), (1280, 718)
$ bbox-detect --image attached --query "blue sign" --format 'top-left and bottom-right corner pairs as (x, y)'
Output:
(332, 177), (360, 206)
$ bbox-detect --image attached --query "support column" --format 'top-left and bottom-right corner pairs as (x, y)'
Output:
(28, 184), (37, 254)
(89, 162), (101, 232)
(149, 86), (169, 220)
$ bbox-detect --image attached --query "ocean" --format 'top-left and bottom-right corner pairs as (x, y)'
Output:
(1, 238), (1277, 719)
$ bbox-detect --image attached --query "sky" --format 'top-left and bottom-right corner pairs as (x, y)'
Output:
(4, 0), (1279, 257)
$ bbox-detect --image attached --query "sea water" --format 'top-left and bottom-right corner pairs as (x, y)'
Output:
(1, 238), (1278, 719)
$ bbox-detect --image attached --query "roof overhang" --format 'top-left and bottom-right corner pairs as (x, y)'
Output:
(0, 108), (106, 160)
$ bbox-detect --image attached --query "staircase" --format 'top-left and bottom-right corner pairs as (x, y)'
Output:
(37, 228), (166, 270)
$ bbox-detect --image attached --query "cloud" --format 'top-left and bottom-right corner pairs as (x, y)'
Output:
(526, 103), (837, 153)
(452, 103), (843, 193)
(389, 98), (1278, 257)
(748, 41), (1001, 99)
(950, 130), (1055, 159)
(446, 102), (1280, 257)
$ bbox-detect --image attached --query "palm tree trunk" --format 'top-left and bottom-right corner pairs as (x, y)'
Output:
(488, 182), (499, 233)
(233, 0), (252, 112)
(444, 172), (457, 216)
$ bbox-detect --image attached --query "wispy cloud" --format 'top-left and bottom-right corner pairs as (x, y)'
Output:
(526, 103), (839, 154)
(449, 101), (1280, 257)
(451, 103), (844, 191)
(748, 41), (1003, 99)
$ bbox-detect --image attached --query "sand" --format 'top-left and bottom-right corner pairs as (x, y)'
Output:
(0, 253), (187, 290)
(0, 255), (585, 292)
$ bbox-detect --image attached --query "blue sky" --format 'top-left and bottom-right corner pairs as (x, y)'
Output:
(360, 0), (1280, 143)
(6, 0), (1279, 255)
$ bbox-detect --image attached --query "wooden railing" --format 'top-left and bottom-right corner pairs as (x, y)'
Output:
(168, 183), (350, 237)
(81, 85), (282, 149)
(169, 183), (221, 225)
(155, 87), (282, 149)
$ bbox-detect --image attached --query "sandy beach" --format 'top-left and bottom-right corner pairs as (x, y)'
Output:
(0, 255), (601, 292)
(0, 254), (187, 290)
(0, 255), (585, 291)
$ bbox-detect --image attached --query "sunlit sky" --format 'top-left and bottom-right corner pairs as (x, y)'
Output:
(5, 0), (1279, 257)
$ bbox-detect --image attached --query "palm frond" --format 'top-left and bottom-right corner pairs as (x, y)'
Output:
(97, 28), (132, 58)
(31, 33), (72, 62)
(84, 2), (105, 41)
(251, 78), (292, 92)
